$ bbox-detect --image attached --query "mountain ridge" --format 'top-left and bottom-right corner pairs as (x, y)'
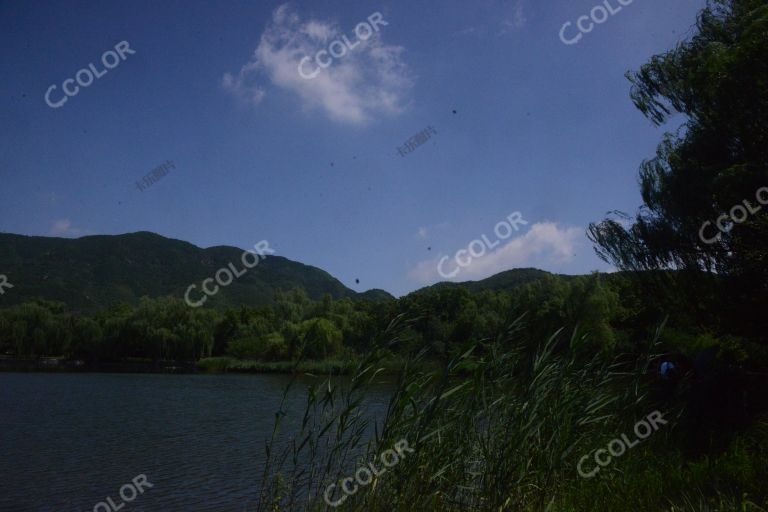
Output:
(0, 231), (392, 310)
(0, 231), (565, 310)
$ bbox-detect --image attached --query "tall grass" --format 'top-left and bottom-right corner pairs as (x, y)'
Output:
(255, 316), (768, 511)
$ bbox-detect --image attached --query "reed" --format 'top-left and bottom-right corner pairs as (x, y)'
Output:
(256, 316), (768, 511)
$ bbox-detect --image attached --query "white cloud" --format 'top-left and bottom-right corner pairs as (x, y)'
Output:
(302, 20), (334, 42)
(454, 26), (480, 37)
(222, 64), (266, 107)
(456, 0), (527, 38)
(417, 227), (428, 239)
(49, 219), (84, 238)
(408, 222), (582, 284)
(500, 0), (527, 33)
(222, 4), (413, 124)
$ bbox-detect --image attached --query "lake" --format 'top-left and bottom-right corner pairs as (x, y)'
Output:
(0, 373), (393, 511)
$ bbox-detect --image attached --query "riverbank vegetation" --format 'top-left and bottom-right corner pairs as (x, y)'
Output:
(0, 269), (763, 375)
(256, 317), (768, 511)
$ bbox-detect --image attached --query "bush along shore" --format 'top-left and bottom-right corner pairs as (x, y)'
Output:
(0, 356), (369, 375)
(255, 316), (768, 511)
(0, 356), (198, 374)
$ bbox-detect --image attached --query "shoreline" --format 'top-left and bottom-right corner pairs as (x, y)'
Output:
(0, 357), (199, 374)
(0, 356), (420, 375)
(0, 356), (367, 375)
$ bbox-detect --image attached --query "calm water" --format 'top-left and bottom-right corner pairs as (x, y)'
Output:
(0, 373), (392, 512)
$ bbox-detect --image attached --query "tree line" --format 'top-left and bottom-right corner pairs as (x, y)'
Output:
(1, 272), (763, 372)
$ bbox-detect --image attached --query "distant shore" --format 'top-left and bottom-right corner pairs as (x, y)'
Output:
(0, 356), (199, 374)
(0, 356), (389, 375)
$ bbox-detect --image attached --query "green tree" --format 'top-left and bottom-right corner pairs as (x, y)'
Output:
(298, 318), (343, 360)
(588, 0), (768, 341)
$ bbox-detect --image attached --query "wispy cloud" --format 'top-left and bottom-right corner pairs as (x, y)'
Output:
(222, 4), (413, 124)
(49, 219), (85, 238)
(408, 222), (582, 284)
(222, 64), (266, 107)
(454, 26), (481, 37)
(500, 0), (527, 34)
(456, 0), (527, 38)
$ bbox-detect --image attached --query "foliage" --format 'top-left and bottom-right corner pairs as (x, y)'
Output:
(1, 271), (761, 371)
(255, 317), (768, 511)
(588, 0), (768, 343)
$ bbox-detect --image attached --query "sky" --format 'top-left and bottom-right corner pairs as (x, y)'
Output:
(0, 0), (706, 297)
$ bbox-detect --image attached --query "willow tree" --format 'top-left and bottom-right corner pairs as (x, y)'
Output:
(589, 0), (768, 340)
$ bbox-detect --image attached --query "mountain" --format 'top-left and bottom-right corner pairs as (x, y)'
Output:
(411, 268), (565, 296)
(0, 232), (394, 310)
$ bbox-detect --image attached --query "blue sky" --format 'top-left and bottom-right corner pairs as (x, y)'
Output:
(0, 0), (705, 296)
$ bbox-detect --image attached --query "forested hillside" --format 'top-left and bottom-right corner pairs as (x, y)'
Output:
(0, 231), (392, 310)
